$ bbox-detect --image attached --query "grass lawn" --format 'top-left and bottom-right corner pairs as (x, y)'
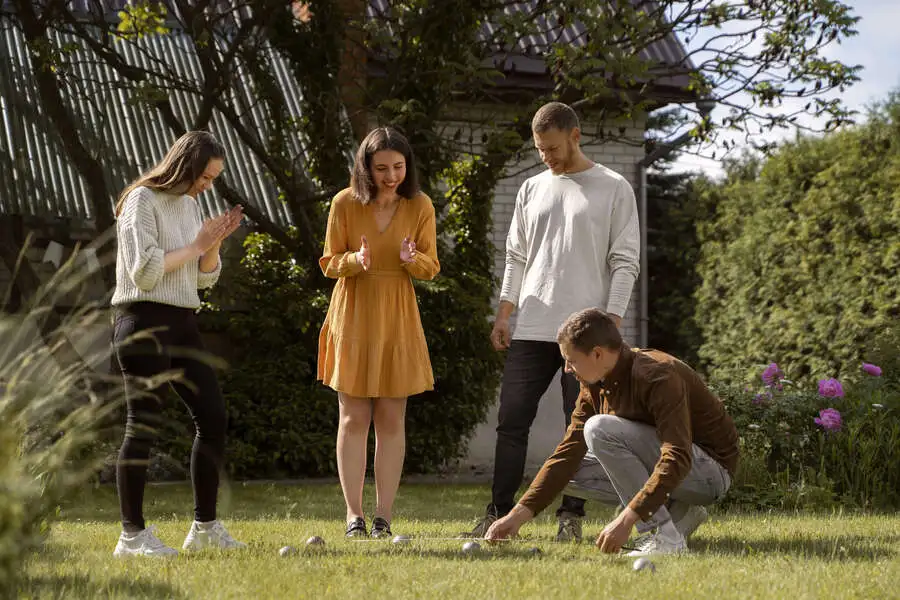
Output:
(21, 482), (900, 599)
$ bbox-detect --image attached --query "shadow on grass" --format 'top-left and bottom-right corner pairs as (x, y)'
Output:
(291, 546), (590, 562)
(19, 575), (183, 599)
(693, 534), (899, 561)
(56, 483), (614, 524)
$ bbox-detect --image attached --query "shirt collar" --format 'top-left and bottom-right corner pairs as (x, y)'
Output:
(595, 346), (634, 392)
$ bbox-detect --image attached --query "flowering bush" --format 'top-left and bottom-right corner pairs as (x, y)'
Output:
(719, 361), (900, 511)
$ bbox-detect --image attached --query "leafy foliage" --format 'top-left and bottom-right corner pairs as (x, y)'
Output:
(0, 264), (119, 596)
(694, 97), (900, 386)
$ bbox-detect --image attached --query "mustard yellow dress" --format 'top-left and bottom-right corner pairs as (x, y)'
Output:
(317, 188), (440, 398)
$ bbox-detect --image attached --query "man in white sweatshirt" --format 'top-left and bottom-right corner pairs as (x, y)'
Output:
(465, 102), (640, 541)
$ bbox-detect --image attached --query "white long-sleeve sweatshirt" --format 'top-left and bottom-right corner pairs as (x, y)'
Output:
(111, 186), (221, 309)
(500, 164), (640, 342)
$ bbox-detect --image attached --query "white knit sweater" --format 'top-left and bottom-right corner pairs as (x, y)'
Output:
(500, 164), (640, 342)
(111, 186), (221, 309)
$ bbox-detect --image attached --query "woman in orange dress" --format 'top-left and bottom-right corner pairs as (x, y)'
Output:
(318, 127), (440, 539)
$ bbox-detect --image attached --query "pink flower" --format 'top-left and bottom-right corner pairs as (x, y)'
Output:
(862, 363), (882, 377)
(753, 391), (772, 405)
(817, 378), (844, 398)
(761, 363), (784, 387)
(814, 408), (842, 432)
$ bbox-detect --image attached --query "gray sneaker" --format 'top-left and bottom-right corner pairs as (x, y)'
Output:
(462, 507), (498, 538)
(555, 511), (583, 543)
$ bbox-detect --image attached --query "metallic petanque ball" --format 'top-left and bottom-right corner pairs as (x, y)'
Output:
(632, 557), (656, 573)
(278, 545), (298, 557)
(528, 546), (543, 557)
(305, 535), (326, 547)
(391, 535), (411, 545)
(461, 541), (481, 555)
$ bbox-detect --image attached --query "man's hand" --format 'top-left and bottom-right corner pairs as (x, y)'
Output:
(490, 318), (511, 350)
(484, 505), (534, 541)
(490, 300), (516, 350)
(595, 506), (639, 553)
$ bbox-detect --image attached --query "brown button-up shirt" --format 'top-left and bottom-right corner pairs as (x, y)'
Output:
(518, 347), (740, 521)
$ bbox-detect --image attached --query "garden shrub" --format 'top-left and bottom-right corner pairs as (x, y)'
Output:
(720, 359), (899, 511)
(1, 274), (119, 596)
(153, 163), (504, 478)
(694, 97), (900, 387)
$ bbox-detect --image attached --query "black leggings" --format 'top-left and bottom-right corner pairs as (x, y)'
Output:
(113, 302), (227, 532)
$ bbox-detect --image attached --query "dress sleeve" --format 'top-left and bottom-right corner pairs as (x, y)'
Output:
(319, 192), (365, 279)
(401, 195), (440, 280)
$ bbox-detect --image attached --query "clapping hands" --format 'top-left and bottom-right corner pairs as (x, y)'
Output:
(194, 205), (243, 254)
(400, 236), (416, 263)
(356, 235), (371, 270)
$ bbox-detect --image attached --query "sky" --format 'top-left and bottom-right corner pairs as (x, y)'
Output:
(670, 0), (900, 177)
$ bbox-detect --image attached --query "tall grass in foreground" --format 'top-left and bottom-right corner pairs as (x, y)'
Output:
(0, 246), (124, 597)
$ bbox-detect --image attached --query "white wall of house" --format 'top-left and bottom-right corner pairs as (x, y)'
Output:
(459, 114), (647, 475)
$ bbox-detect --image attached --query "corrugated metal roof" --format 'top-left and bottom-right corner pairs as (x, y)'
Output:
(0, 1), (690, 223)
(0, 17), (301, 226)
(368, 0), (693, 82)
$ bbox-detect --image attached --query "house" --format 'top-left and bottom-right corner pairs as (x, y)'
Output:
(0, 1), (696, 471)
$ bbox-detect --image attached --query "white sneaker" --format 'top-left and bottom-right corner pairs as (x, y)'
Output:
(675, 505), (708, 540)
(113, 525), (179, 558)
(182, 520), (247, 551)
(626, 527), (687, 557)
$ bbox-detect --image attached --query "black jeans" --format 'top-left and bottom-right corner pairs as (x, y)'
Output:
(113, 302), (227, 532)
(490, 340), (587, 518)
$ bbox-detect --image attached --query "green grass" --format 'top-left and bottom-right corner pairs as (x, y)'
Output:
(22, 483), (900, 599)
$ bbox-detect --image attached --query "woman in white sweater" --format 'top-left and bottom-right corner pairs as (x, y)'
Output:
(110, 131), (244, 557)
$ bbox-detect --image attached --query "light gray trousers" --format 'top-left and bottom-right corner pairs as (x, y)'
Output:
(563, 414), (732, 533)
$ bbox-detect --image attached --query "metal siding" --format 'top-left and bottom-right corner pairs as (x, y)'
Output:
(0, 18), (304, 226)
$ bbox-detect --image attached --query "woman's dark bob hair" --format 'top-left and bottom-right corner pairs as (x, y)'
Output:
(350, 126), (419, 204)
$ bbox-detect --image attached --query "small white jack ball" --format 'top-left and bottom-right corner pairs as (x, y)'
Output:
(461, 541), (481, 554)
(632, 557), (656, 573)
(391, 535), (411, 545)
(279, 546), (297, 557)
(305, 535), (326, 547)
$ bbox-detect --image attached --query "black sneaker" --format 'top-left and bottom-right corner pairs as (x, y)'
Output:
(345, 517), (367, 538)
(461, 505), (499, 538)
(370, 517), (392, 539)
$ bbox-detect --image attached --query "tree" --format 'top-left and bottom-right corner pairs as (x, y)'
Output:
(694, 94), (900, 386)
(0, 0), (865, 473)
(644, 110), (706, 365)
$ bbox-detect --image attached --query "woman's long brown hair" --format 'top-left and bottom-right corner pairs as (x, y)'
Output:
(115, 131), (225, 216)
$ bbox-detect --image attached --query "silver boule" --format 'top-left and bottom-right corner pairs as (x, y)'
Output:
(461, 541), (481, 554)
(305, 535), (326, 547)
(632, 557), (656, 573)
(278, 545), (297, 557)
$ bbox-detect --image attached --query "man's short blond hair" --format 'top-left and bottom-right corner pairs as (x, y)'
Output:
(532, 102), (580, 133)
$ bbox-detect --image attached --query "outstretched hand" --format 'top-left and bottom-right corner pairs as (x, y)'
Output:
(595, 506), (639, 553)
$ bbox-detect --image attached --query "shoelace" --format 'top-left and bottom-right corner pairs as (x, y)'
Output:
(635, 535), (659, 552)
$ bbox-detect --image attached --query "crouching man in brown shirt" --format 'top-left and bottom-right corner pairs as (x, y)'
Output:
(485, 308), (739, 556)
